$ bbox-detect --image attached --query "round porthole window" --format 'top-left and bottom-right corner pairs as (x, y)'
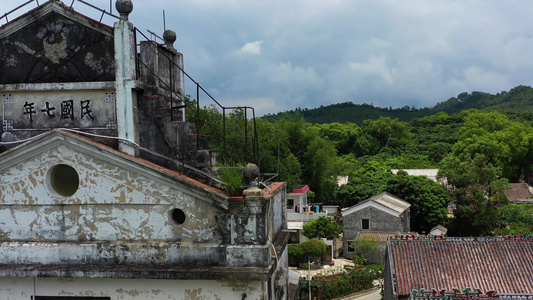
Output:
(49, 164), (79, 197)
(170, 208), (186, 225)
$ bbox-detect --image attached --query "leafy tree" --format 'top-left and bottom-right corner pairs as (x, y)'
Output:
(260, 116), (342, 202)
(303, 135), (342, 202)
(361, 117), (413, 149)
(289, 239), (328, 267)
(386, 171), (449, 233)
(350, 235), (380, 265)
(333, 159), (393, 208)
(279, 153), (302, 191)
(439, 111), (515, 236)
(427, 142), (452, 164)
(318, 264), (378, 300)
(302, 217), (342, 240)
(312, 122), (363, 155)
(255, 117), (290, 173)
(300, 239), (328, 261)
(495, 204), (533, 235)
(319, 274), (354, 300)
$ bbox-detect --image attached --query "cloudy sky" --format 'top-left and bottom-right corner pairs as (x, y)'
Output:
(2, 0), (533, 116)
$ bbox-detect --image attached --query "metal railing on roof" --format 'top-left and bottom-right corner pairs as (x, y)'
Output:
(0, 0), (39, 24)
(134, 27), (260, 166)
(1, 0), (118, 25)
(69, 0), (119, 22)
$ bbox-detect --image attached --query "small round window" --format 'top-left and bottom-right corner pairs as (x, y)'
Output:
(49, 164), (79, 197)
(170, 208), (186, 225)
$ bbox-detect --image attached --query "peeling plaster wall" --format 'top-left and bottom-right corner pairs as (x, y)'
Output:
(270, 185), (287, 240)
(270, 246), (289, 300)
(0, 277), (266, 300)
(0, 144), (228, 242)
(0, 142), (233, 266)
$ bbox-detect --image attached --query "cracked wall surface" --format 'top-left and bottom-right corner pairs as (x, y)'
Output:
(0, 3), (115, 84)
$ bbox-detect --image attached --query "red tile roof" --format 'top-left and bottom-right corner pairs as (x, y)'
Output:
(389, 236), (533, 297)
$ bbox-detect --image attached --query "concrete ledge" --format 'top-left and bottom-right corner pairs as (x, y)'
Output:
(0, 82), (115, 91)
(0, 241), (226, 267)
(0, 263), (272, 281)
(227, 244), (270, 268)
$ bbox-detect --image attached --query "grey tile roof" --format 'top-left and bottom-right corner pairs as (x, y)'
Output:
(371, 192), (411, 213)
(505, 183), (533, 203)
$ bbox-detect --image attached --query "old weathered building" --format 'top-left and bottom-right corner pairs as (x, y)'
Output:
(342, 192), (410, 262)
(0, 0), (289, 299)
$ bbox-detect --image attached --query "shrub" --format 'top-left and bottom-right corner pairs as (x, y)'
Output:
(217, 166), (244, 196)
(350, 235), (380, 264)
(300, 239), (327, 261)
(288, 239), (327, 266)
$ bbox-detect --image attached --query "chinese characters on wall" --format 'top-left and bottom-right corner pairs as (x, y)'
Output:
(2, 91), (116, 132)
(23, 99), (95, 122)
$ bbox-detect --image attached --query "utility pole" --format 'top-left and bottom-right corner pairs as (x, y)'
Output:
(308, 259), (311, 300)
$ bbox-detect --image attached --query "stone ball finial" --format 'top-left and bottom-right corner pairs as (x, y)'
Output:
(163, 29), (177, 50)
(115, 0), (133, 21)
(163, 29), (177, 43)
(244, 163), (260, 182)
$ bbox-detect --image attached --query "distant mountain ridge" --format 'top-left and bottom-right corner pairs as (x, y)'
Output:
(261, 85), (533, 124)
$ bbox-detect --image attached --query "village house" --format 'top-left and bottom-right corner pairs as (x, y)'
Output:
(342, 192), (410, 263)
(0, 0), (289, 299)
(286, 185), (340, 262)
(384, 235), (533, 300)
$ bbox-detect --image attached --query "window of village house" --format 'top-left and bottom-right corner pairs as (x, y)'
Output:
(347, 240), (355, 252)
(34, 297), (110, 300)
(49, 164), (79, 197)
(361, 219), (370, 230)
(287, 199), (294, 209)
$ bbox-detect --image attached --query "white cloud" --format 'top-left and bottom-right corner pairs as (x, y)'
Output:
(222, 98), (278, 115)
(503, 36), (533, 70)
(349, 55), (394, 85)
(239, 41), (263, 55)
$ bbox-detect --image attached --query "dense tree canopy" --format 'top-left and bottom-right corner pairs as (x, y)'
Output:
(188, 88), (533, 237)
(386, 171), (449, 233)
(438, 110), (528, 236)
(302, 217), (342, 240)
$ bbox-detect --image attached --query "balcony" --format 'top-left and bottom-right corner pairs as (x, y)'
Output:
(287, 212), (328, 222)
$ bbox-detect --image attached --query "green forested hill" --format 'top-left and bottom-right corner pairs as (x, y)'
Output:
(261, 85), (533, 124)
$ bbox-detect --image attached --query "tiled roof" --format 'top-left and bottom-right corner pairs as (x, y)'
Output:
(504, 183), (533, 203)
(357, 231), (397, 243)
(389, 237), (533, 296)
(371, 192), (411, 213)
(343, 192), (410, 217)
